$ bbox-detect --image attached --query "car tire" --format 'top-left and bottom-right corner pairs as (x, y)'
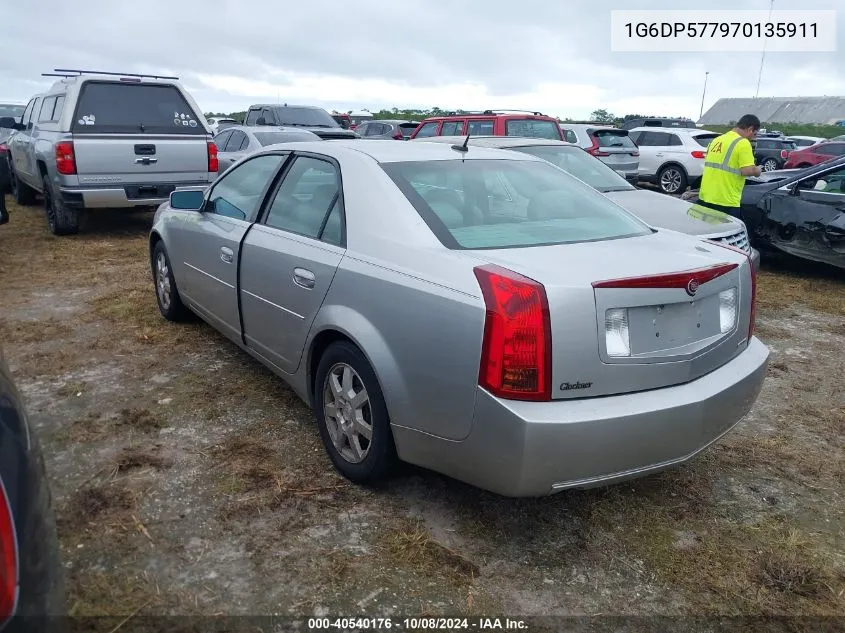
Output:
(314, 340), (396, 486)
(657, 164), (688, 195)
(42, 174), (79, 235)
(151, 241), (191, 322)
(10, 164), (37, 205)
(762, 158), (779, 172)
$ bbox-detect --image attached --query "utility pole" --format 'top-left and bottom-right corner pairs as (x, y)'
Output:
(699, 71), (709, 120)
(755, 0), (775, 98)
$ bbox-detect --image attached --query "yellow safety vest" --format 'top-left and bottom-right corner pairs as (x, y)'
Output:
(699, 131), (751, 208)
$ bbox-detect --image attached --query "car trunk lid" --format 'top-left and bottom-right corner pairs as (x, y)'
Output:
(466, 231), (753, 400)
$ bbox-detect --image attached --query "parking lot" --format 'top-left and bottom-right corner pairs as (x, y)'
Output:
(1, 198), (844, 619)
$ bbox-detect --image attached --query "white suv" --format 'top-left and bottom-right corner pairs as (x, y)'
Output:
(628, 127), (719, 195)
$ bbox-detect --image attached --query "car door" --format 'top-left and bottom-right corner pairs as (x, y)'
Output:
(632, 131), (661, 176)
(218, 130), (249, 171)
(11, 98), (37, 184)
(176, 152), (288, 340)
(761, 164), (845, 255)
(238, 153), (346, 374)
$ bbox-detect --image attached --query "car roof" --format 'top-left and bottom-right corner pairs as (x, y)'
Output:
(628, 126), (715, 134)
(251, 104), (326, 110)
(364, 119), (418, 125)
(221, 124), (322, 137)
(423, 112), (556, 121)
(256, 139), (548, 164)
(417, 135), (578, 148)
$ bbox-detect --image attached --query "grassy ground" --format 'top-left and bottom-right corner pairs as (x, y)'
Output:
(1, 195), (844, 621)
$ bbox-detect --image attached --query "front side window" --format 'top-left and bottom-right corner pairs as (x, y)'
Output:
(414, 122), (439, 138)
(504, 119), (561, 140)
(381, 158), (650, 250)
(72, 82), (204, 134)
(801, 166), (845, 193)
(245, 109), (261, 125)
(207, 154), (285, 221)
(263, 156), (341, 240)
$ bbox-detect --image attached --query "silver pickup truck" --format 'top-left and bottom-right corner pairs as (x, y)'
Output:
(2, 69), (218, 235)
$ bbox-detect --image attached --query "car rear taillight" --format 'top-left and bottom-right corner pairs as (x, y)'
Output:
(55, 141), (76, 175)
(473, 264), (552, 401)
(780, 149), (789, 159)
(631, 150), (640, 157)
(0, 478), (18, 624)
(207, 141), (218, 172)
(706, 240), (756, 339)
(587, 147), (610, 157)
(691, 150), (706, 159)
(0, 143), (7, 153)
(592, 263), (738, 291)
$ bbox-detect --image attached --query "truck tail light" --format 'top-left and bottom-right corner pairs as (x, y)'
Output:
(0, 478), (18, 624)
(55, 141), (76, 175)
(207, 141), (218, 173)
(474, 264), (552, 401)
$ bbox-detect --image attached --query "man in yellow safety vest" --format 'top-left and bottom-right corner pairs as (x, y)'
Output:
(696, 114), (762, 215)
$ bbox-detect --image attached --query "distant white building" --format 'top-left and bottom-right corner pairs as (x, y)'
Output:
(698, 97), (845, 126)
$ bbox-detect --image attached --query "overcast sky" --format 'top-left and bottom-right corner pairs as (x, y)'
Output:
(2, 0), (843, 119)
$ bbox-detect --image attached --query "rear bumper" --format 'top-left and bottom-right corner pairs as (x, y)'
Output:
(393, 337), (769, 497)
(59, 182), (211, 209)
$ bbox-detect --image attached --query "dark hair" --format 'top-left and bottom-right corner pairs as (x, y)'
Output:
(736, 114), (761, 131)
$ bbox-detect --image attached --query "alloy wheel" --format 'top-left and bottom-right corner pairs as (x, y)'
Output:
(322, 363), (373, 464)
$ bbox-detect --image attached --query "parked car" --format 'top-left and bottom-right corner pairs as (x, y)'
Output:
(245, 104), (359, 140)
(783, 140), (845, 169)
(354, 120), (419, 140)
(0, 138), (12, 195)
(409, 110), (564, 141)
(207, 117), (238, 134)
(0, 347), (65, 629)
(415, 135), (759, 269)
(0, 105), (25, 193)
(557, 124), (639, 182)
(752, 137), (796, 172)
(331, 112), (352, 129)
(726, 156), (845, 270)
(619, 117), (696, 131)
(785, 135), (826, 148)
(348, 110), (374, 129)
(213, 125), (321, 171)
(628, 127), (719, 195)
(1, 69), (217, 235)
(149, 139), (767, 497)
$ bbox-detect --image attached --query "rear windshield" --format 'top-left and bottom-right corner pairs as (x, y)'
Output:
(72, 81), (204, 134)
(274, 107), (340, 128)
(692, 133), (719, 147)
(505, 119), (562, 140)
(254, 131), (313, 146)
(381, 159), (650, 250)
(593, 130), (636, 148)
(511, 145), (635, 192)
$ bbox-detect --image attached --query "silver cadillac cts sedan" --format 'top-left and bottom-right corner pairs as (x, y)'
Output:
(149, 140), (769, 497)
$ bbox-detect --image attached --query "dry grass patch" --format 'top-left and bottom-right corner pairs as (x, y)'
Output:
(756, 266), (845, 317)
(753, 321), (793, 341)
(112, 445), (172, 473)
(62, 407), (165, 443)
(0, 317), (74, 344)
(381, 518), (480, 584)
(58, 483), (136, 537)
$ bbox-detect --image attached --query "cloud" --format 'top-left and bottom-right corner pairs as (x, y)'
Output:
(1, 0), (842, 119)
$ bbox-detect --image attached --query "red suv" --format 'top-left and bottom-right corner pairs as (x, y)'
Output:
(784, 140), (845, 169)
(409, 110), (564, 141)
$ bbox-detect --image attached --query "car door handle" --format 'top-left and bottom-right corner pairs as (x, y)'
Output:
(220, 246), (234, 263)
(293, 267), (315, 289)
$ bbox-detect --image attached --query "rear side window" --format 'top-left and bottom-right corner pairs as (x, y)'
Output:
(38, 96), (57, 122)
(692, 133), (718, 148)
(505, 119), (561, 140)
(594, 131), (636, 148)
(72, 81), (204, 134)
(440, 121), (464, 135)
(467, 120), (494, 135)
(381, 159), (650, 250)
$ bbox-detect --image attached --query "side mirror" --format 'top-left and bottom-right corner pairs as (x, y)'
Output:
(0, 117), (18, 130)
(170, 189), (206, 211)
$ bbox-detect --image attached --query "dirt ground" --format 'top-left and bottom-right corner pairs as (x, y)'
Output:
(1, 196), (843, 623)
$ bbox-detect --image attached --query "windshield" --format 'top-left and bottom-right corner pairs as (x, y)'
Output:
(505, 119), (561, 140)
(692, 133), (719, 147)
(0, 104), (25, 119)
(332, 115), (351, 129)
(381, 159), (650, 250)
(593, 130), (636, 149)
(274, 107), (340, 128)
(512, 145), (635, 192)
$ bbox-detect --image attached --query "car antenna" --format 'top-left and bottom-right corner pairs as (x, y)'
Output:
(451, 133), (471, 153)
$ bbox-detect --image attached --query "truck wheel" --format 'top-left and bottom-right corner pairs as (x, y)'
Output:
(43, 175), (79, 235)
(11, 166), (37, 205)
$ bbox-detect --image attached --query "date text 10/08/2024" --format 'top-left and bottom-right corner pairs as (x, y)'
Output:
(307, 617), (529, 630)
